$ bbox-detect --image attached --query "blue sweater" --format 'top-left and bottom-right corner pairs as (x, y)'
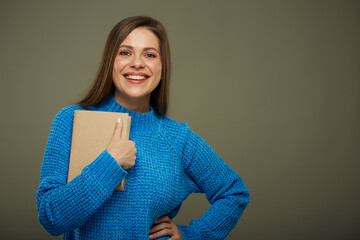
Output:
(36, 95), (249, 240)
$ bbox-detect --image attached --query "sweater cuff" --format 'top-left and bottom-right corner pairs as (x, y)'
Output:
(83, 150), (127, 192)
(177, 224), (201, 240)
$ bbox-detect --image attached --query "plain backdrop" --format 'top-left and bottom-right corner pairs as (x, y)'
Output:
(0, 0), (359, 239)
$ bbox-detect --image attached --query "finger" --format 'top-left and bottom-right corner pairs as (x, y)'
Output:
(112, 117), (123, 140)
(129, 140), (135, 147)
(149, 222), (172, 234)
(155, 215), (171, 224)
(149, 228), (172, 239)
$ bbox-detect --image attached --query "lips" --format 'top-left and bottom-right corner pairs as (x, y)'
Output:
(124, 72), (150, 81)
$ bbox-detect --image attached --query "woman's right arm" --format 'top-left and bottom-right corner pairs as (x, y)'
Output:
(36, 107), (127, 236)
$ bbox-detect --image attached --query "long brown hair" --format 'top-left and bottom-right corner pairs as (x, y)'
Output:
(77, 16), (171, 116)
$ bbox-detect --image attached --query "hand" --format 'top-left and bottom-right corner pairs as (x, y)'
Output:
(106, 118), (136, 170)
(149, 215), (182, 240)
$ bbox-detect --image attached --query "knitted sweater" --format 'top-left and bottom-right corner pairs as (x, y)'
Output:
(36, 95), (250, 240)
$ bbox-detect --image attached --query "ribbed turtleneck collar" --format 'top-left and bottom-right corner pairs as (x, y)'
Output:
(92, 95), (161, 135)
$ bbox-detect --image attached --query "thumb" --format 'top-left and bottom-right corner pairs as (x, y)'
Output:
(112, 117), (123, 140)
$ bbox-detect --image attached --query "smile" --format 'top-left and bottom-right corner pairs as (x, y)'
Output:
(124, 74), (149, 80)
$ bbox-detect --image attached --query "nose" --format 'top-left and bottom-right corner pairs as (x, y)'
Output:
(130, 54), (145, 69)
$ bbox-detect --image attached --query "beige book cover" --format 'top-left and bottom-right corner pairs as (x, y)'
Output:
(67, 110), (131, 191)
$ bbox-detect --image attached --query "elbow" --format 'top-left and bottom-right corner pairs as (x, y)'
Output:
(233, 173), (250, 210)
(37, 205), (67, 237)
(38, 209), (66, 237)
(241, 184), (250, 204)
(40, 222), (63, 237)
(36, 194), (68, 237)
(234, 185), (250, 215)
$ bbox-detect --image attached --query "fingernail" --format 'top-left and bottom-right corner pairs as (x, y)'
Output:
(117, 118), (121, 123)
(149, 234), (153, 239)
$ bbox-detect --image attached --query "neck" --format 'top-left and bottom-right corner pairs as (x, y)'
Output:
(96, 94), (160, 135)
(113, 91), (150, 113)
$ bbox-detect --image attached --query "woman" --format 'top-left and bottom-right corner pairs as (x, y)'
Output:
(37, 16), (249, 240)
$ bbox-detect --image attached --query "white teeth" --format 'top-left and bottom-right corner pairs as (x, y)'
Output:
(126, 75), (147, 80)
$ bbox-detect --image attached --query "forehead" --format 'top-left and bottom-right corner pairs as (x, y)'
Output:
(120, 27), (160, 50)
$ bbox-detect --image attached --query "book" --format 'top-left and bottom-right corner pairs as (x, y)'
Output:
(67, 110), (131, 191)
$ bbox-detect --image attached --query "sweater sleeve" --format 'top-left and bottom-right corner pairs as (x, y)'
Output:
(36, 107), (127, 236)
(178, 128), (250, 240)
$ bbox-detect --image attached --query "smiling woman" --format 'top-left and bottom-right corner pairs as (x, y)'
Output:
(36, 16), (249, 240)
(76, 16), (170, 116)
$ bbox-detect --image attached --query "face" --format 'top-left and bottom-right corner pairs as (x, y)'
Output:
(112, 27), (162, 105)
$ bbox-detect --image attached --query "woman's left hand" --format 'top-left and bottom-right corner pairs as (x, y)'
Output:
(149, 215), (182, 240)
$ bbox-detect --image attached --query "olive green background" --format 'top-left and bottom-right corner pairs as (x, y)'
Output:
(0, 0), (359, 239)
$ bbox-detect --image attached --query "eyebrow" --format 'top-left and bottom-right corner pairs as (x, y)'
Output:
(119, 45), (160, 54)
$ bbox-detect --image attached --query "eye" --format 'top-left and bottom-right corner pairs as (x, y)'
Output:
(145, 53), (156, 58)
(119, 51), (130, 56)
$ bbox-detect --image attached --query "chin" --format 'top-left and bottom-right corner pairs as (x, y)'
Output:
(118, 90), (151, 100)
